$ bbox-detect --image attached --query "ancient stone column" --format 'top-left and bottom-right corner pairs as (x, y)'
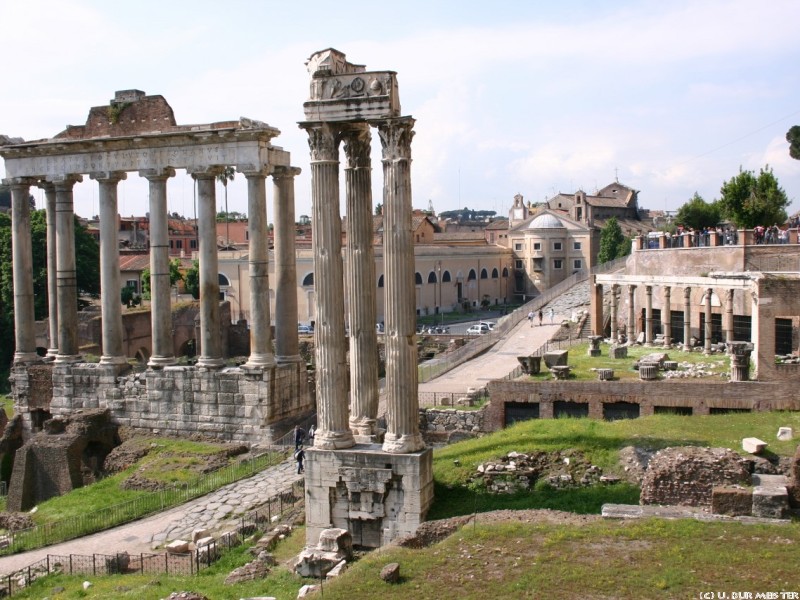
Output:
(54, 175), (83, 363)
(92, 171), (128, 366)
(610, 284), (619, 342)
(683, 287), (692, 352)
(272, 166), (302, 364)
(627, 285), (637, 342)
(725, 289), (735, 348)
(193, 170), (224, 369)
(378, 118), (424, 454)
(7, 178), (38, 364)
(644, 285), (653, 346)
(142, 168), (177, 368)
(243, 168), (275, 369)
(589, 278), (603, 337)
(343, 125), (380, 441)
(704, 288), (713, 355)
(40, 182), (59, 359)
(662, 286), (672, 347)
(303, 123), (354, 450)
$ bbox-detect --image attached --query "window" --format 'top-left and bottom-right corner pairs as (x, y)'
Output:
(553, 242), (563, 251)
(169, 240), (174, 248)
(514, 242), (523, 251)
(515, 260), (524, 269)
(442, 270), (452, 283)
(480, 268), (488, 279)
(533, 242), (541, 251)
(491, 268), (499, 279)
(573, 259), (582, 269)
(377, 274), (384, 288)
(176, 240), (183, 249)
(554, 259), (563, 270)
(218, 273), (231, 286)
(573, 241), (581, 250)
(427, 272), (437, 284)
(302, 272), (315, 287)
(190, 239), (198, 250)
(415, 272), (423, 285)
(467, 269), (477, 281)
(502, 267), (509, 277)
(126, 280), (138, 293)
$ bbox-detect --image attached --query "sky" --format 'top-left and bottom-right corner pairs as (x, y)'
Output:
(1, 0), (799, 222)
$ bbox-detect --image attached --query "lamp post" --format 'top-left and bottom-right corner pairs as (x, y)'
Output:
(437, 261), (443, 326)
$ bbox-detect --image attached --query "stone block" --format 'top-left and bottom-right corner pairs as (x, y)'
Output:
(711, 486), (752, 516)
(196, 536), (215, 548)
(543, 350), (568, 368)
(609, 345), (627, 359)
(742, 437), (767, 454)
(777, 427), (793, 441)
(380, 562), (401, 583)
(166, 540), (190, 554)
(192, 528), (210, 542)
(752, 486), (789, 519)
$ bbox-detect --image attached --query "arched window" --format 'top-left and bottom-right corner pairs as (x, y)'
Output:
(427, 271), (437, 284)
(468, 269), (477, 281)
(502, 267), (509, 278)
(442, 270), (452, 283)
(480, 268), (488, 280)
(302, 272), (314, 287)
(377, 274), (384, 288)
(218, 273), (230, 286)
(415, 272), (423, 285)
(491, 268), (499, 279)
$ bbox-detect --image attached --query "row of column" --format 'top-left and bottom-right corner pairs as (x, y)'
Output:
(7, 165), (301, 370)
(303, 118), (424, 455)
(605, 283), (736, 353)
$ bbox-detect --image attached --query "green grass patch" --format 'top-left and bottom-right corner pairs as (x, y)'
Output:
(0, 394), (13, 418)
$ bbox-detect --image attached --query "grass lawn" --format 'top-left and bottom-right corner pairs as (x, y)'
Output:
(0, 395), (13, 418)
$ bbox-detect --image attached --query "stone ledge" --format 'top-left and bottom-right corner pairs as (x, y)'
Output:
(601, 503), (791, 525)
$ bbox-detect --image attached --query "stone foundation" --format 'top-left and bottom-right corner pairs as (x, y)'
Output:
(304, 445), (433, 549)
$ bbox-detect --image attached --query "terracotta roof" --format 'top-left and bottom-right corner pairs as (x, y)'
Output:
(432, 232), (487, 242)
(119, 253), (150, 271)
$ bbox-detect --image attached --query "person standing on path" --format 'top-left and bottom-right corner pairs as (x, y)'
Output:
(528, 311), (534, 327)
(294, 425), (306, 450)
(295, 447), (305, 474)
(548, 307), (554, 324)
(538, 309), (543, 326)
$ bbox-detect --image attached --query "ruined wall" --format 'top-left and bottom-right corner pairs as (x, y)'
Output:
(485, 379), (800, 431)
(419, 408), (485, 436)
(47, 362), (312, 444)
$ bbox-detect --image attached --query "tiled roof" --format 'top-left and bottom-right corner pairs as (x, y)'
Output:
(119, 253), (150, 271)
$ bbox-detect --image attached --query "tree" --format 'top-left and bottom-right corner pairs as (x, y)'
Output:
(0, 210), (100, 376)
(787, 125), (800, 160)
(120, 285), (141, 307)
(674, 193), (722, 230)
(217, 166), (236, 245)
(184, 260), (200, 299)
(597, 217), (628, 263)
(717, 166), (790, 228)
(374, 203), (383, 216)
(140, 259), (184, 300)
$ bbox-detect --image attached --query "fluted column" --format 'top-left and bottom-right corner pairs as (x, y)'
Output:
(193, 169), (225, 369)
(40, 182), (59, 359)
(683, 287), (692, 351)
(272, 166), (302, 364)
(343, 125), (379, 441)
(662, 286), (672, 347)
(302, 123), (354, 450)
(54, 175), (83, 363)
(91, 171), (128, 366)
(644, 285), (653, 346)
(725, 289), (735, 348)
(7, 178), (38, 364)
(141, 168), (177, 368)
(704, 288), (713, 355)
(627, 285), (637, 342)
(243, 168), (275, 369)
(610, 284), (619, 342)
(378, 118), (424, 454)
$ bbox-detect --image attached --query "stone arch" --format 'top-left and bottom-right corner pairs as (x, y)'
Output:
(442, 270), (452, 283)
(377, 274), (384, 288)
(415, 272), (423, 285)
(179, 338), (196, 357)
(218, 273), (231, 286)
(502, 267), (509, 277)
(427, 271), (437, 284)
(134, 347), (151, 363)
(480, 268), (488, 279)
(491, 268), (499, 279)
(468, 269), (477, 281)
(302, 272), (315, 287)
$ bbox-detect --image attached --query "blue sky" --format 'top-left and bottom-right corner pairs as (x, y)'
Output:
(2, 0), (798, 222)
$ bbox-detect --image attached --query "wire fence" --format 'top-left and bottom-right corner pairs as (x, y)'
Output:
(0, 479), (304, 597)
(417, 256), (628, 383)
(0, 448), (289, 557)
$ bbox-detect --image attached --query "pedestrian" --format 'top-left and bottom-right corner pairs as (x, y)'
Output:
(308, 424), (316, 444)
(548, 307), (554, 324)
(294, 425), (306, 450)
(294, 446), (305, 474)
(528, 311), (534, 327)
(538, 309), (543, 326)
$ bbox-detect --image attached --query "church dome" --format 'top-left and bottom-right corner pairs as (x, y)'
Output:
(528, 213), (564, 229)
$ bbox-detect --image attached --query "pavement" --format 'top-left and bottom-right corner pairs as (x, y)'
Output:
(0, 458), (303, 577)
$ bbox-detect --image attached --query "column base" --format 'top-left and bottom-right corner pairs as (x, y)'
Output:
(244, 353), (276, 369)
(45, 348), (59, 361)
(313, 429), (356, 450)
(100, 355), (129, 366)
(13, 352), (40, 365)
(195, 356), (225, 369)
(148, 355), (178, 369)
(276, 354), (304, 365)
(349, 417), (382, 443)
(382, 432), (425, 454)
(54, 353), (81, 364)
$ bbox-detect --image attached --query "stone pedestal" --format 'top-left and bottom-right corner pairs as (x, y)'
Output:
(638, 364), (658, 380)
(304, 444), (433, 549)
(587, 335), (603, 357)
(727, 341), (753, 382)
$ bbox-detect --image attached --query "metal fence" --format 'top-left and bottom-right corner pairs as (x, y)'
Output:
(0, 480), (304, 596)
(0, 449), (289, 557)
(417, 256), (629, 384)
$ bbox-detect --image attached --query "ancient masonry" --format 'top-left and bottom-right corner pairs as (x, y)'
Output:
(300, 49), (433, 548)
(1, 90), (312, 444)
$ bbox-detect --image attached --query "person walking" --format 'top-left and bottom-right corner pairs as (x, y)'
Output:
(293, 425), (306, 450)
(538, 309), (543, 326)
(528, 311), (534, 327)
(308, 424), (316, 444)
(548, 307), (554, 324)
(294, 446), (305, 474)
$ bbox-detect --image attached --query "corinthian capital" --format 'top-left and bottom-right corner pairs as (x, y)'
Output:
(376, 117), (415, 162)
(302, 123), (340, 162)
(341, 125), (372, 169)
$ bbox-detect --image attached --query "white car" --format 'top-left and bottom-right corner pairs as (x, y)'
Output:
(297, 325), (313, 334)
(466, 324), (490, 335)
(480, 321), (496, 331)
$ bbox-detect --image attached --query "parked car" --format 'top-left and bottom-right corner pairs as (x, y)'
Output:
(480, 321), (496, 331)
(425, 325), (450, 334)
(298, 324), (313, 334)
(466, 324), (490, 335)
